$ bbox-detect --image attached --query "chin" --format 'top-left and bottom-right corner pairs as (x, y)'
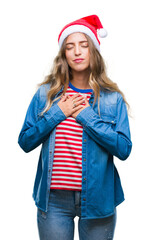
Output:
(73, 65), (90, 72)
(74, 68), (87, 72)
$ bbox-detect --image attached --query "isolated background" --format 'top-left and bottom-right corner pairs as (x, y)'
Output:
(0, 0), (150, 239)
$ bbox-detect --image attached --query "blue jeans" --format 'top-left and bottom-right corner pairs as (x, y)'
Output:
(37, 189), (116, 240)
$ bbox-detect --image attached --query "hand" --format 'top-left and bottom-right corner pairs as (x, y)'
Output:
(68, 95), (90, 119)
(57, 93), (86, 118)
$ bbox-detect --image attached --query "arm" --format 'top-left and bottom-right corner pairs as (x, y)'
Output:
(76, 94), (132, 160)
(18, 86), (66, 153)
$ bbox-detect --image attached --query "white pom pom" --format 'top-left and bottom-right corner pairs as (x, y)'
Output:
(97, 28), (107, 38)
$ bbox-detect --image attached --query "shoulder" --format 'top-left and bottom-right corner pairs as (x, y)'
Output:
(32, 83), (51, 111)
(36, 83), (51, 98)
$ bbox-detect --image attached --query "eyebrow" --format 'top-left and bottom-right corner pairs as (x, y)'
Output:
(65, 40), (88, 45)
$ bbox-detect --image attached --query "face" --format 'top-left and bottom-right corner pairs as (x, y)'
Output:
(65, 32), (90, 73)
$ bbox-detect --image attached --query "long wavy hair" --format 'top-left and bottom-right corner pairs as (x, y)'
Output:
(39, 34), (129, 116)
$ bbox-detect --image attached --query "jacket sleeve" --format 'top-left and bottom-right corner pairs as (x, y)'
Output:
(18, 87), (66, 153)
(75, 94), (132, 160)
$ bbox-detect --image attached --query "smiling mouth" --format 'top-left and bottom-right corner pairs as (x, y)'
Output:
(73, 59), (84, 63)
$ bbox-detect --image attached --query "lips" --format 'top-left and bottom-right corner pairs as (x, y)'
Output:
(73, 58), (84, 63)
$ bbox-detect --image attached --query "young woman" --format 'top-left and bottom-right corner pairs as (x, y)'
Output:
(18, 15), (132, 240)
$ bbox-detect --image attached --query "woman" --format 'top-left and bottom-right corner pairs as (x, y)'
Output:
(18, 15), (132, 240)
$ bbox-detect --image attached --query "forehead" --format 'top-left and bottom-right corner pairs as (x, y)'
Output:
(66, 32), (87, 43)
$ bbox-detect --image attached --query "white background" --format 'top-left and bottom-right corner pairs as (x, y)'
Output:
(0, 0), (150, 239)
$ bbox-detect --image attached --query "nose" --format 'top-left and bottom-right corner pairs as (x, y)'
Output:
(74, 44), (81, 56)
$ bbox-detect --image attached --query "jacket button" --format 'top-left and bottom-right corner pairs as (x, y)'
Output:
(50, 151), (52, 154)
(84, 139), (86, 142)
(90, 101), (93, 103)
(83, 198), (86, 201)
(84, 158), (86, 161)
(49, 169), (51, 173)
(84, 177), (86, 180)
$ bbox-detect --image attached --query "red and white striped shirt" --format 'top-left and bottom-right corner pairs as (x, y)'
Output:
(50, 82), (93, 191)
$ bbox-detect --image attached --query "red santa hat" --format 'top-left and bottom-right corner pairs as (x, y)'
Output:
(58, 15), (107, 52)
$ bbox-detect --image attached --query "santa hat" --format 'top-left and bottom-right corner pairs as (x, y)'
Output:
(58, 15), (107, 52)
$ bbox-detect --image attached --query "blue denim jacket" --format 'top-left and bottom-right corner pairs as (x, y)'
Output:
(18, 83), (132, 220)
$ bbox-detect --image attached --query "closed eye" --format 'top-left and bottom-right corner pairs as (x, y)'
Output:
(81, 43), (89, 47)
(65, 41), (89, 50)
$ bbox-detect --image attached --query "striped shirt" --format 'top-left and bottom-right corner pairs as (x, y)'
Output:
(50, 81), (93, 191)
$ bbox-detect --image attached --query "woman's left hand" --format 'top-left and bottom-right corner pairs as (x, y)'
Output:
(67, 95), (90, 119)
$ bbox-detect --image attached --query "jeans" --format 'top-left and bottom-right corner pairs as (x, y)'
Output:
(37, 189), (117, 240)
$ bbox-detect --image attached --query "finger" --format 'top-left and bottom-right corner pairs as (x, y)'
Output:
(78, 99), (85, 105)
(71, 100), (85, 109)
(72, 105), (84, 113)
(61, 95), (68, 102)
(85, 99), (90, 106)
(72, 96), (84, 103)
(77, 95), (85, 100)
(84, 96), (89, 103)
(61, 95), (66, 100)
(71, 93), (80, 100)
(84, 96), (88, 102)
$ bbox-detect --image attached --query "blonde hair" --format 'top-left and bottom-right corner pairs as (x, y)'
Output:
(39, 34), (129, 116)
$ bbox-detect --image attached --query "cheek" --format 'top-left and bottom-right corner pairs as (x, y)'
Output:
(84, 50), (90, 65)
(65, 51), (72, 63)
(85, 49), (90, 60)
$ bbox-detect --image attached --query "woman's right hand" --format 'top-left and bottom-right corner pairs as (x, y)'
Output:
(57, 93), (85, 118)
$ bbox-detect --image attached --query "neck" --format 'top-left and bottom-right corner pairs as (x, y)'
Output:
(70, 69), (91, 89)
